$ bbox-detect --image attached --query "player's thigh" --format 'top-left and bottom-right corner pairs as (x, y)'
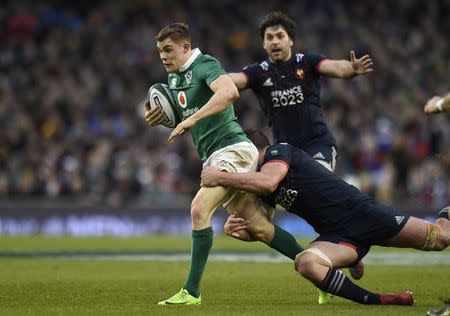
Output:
(308, 241), (359, 268)
(380, 216), (427, 249)
(226, 193), (273, 228)
(192, 185), (231, 215)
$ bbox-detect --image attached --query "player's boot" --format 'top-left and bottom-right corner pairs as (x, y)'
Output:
(437, 206), (450, 220)
(317, 289), (333, 305)
(348, 260), (364, 280)
(380, 291), (414, 305)
(158, 289), (201, 305)
(427, 299), (450, 316)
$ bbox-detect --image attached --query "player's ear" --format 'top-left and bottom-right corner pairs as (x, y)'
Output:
(183, 42), (190, 52)
(289, 38), (293, 47)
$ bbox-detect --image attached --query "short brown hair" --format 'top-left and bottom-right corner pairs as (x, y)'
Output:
(259, 11), (296, 40)
(156, 23), (191, 43)
(245, 129), (270, 149)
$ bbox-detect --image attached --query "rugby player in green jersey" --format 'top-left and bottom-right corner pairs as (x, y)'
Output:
(146, 23), (315, 306)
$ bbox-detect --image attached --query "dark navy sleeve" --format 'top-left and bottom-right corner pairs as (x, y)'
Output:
(304, 53), (327, 75)
(242, 63), (263, 90)
(263, 144), (293, 169)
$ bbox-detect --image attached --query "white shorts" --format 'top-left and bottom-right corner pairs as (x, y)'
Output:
(203, 141), (259, 207)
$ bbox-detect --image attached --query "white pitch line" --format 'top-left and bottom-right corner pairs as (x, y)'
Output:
(65, 251), (450, 265)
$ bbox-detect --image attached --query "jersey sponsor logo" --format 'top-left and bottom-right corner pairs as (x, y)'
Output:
(263, 77), (273, 86)
(270, 149), (278, 155)
(177, 91), (187, 108)
(296, 68), (304, 79)
(260, 61), (269, 71)
(295, 53), (304, 62)
(185, 70), (192, 84)
(271, 85), (304, 108)
(182, 107), (199, 117)
(395, 216), (405, 225)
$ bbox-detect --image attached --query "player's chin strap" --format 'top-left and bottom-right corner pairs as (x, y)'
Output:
(295, 248), (333, 268)
(422, 223), (441, 251)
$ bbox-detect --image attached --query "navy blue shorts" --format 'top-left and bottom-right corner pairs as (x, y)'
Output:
(312, 201), (410, 261)
(303, 143), (337, 171)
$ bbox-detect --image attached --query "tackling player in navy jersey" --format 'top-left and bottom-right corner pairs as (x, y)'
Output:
(201, 130), (450, 306)
(229, 11), (373, 171)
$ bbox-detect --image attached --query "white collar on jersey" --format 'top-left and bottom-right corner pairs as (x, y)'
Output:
(179, 48), (201, 72)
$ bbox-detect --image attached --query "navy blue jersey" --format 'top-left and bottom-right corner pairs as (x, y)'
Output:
(261, 143), (373, 235)
(243, 53), (336, 149)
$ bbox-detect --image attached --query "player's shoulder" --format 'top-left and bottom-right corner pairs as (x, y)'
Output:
(244, 59), (270, 72)
(198, 54), (221, 65)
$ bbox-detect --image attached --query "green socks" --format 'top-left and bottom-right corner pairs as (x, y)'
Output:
(268, 224), (304, 260)
(183, 227), (213, 298)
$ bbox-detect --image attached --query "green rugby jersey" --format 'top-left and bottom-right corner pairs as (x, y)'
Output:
(168, 48), (249, 162)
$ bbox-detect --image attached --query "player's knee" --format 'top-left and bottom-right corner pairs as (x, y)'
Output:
(190, 199), (208, 225)
(294, 253), (320, 278)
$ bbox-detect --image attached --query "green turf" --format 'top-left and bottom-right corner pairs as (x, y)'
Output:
(0, 235), (449, 315)
(0, 259), (448, 315)
(1, 235), (447, 254)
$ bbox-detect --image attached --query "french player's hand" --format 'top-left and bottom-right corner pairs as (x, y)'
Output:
(200, 166), (222, 187)
(224, 214), (249, 238)
(145, 103), (165, 126)
(424, 96), (444, 114)
(350, 50), (373, 75)
(168, 117), (196, 143)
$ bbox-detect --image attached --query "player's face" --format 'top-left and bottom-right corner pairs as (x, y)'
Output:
(157, 38), (190, 73)
(263, 26), (293, 62)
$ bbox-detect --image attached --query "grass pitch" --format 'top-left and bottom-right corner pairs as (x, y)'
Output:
(0, 235), (448, 315)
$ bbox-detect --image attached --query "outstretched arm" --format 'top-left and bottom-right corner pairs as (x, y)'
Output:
(319, 50), (373, 79)
(424, 92), (450, 114)
(168, 74), (239, 143)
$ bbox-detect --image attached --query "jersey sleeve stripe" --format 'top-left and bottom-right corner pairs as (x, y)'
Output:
(265, 159), (289, 169)
(316, 58), (329, 72)
(338, 242), (357, 250)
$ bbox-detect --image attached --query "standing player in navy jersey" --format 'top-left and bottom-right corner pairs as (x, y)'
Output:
(201, 130), (450, 306)
(229, 11), (373, 172)
(227, 11), (372, 301)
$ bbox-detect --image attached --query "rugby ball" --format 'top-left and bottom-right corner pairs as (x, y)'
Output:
(146, 83), (182, 128)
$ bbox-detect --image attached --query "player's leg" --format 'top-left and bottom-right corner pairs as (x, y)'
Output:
(312, 145), (364, 281)
(226, 194), (333, 304)
(380, 212), (450, 251)
(159, 141), (259, 305)
(226, 193), (304, 259)
(295, 241), (414, 305)
(158, 185), (231, 305)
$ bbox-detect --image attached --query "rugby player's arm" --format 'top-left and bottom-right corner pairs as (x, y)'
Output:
(187, 74), (239, 123)
(228, 72), (249, 90)
(214, 161), (288, 195)
(318, 51), (373, 79)
(168, 74), (239, 142)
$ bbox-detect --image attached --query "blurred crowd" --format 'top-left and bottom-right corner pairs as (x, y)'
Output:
(1, 0), (449, 211)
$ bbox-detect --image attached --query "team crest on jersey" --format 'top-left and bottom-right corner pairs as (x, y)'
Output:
(185, 71), (192, 84)
(296, 68), (304, 79)
(177, 91), (187, 108)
